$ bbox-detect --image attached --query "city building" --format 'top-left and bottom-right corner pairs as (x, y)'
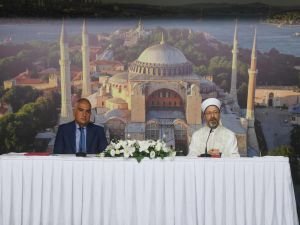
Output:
(90, 60), (125, 76)
(123, 19), (152, 47)
(289, 104), (300, 126)
(255, 86), (300, 107)
(3, 69), (58, 90)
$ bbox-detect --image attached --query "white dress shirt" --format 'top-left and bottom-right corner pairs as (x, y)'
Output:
(188, 125), (240, 157)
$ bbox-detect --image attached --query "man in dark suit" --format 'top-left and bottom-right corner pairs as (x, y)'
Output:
(54, 98), (108, 154)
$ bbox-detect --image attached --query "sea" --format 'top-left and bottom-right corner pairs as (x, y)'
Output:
(0, 18), (299, 57)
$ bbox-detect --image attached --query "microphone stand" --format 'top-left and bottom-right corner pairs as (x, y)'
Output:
(200, 128), (213, 157)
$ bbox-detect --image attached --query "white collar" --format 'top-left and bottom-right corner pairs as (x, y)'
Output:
(76, 123), (86, 129)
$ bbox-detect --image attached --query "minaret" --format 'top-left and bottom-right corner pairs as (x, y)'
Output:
(59, 21), (73, 124)
(230, 20), (239, 103)
(160, 32), (165, 45)
(138, 18), (142, 30)
(246, 28), (258, 122)
(137, 18), (144, 38)
(188, 28), (193, 39)
(246, 28), (259, 156)
(81, 19), (91, 97)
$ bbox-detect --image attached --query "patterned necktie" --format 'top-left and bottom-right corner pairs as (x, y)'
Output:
(79, 127), (86, 153)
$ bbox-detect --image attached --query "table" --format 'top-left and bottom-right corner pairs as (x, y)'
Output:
(0, 156), (298, 225)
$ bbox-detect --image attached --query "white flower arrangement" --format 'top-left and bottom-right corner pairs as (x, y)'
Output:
(101, 139), (176, 162)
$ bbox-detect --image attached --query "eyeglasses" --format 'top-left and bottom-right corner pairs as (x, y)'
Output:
(204, 111), (220, 117)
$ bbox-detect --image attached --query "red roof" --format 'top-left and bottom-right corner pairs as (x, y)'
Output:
(90, 47), (103, 54)
(15, 71), (30, 79)
(16, 79), (44, 84)
(14, 70), (44, 84)
(91, 60), (123, 66)
(39, 68), (58, 75)
(71, 65), (81, 72)
(73, 72), (82, 81)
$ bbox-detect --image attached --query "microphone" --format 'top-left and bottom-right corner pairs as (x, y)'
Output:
(76, 152), (86, 157)
(199, 128), (213, 157)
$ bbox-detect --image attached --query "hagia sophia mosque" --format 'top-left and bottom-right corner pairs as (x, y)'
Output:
(59, 20), (259, 156)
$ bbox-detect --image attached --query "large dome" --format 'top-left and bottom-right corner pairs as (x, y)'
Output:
(137, 43), (188, 64)
(129, 39), (193, 77)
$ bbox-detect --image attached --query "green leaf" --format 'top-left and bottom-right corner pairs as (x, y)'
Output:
(136, 156), (144, 163)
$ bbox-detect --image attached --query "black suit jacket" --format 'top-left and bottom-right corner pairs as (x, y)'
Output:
(53, 121), (108, 154)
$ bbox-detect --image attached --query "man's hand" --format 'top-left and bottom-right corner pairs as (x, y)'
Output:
(208, 149), (220, 156)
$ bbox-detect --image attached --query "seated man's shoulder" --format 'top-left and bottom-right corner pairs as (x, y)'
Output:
(193, 127), (207, 135)
(89, 123), (104, 131)
(58, 121), (74, 129)
(220, 126), (236, 137)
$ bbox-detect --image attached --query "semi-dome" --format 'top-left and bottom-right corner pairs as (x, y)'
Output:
(105, 108), (129, 119)
(106, 97), (128, 110)
(109, 72), (128, 84)
(129, 35), (193, 77)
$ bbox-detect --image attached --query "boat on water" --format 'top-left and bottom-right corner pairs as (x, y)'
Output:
(294, 32), (300, 37)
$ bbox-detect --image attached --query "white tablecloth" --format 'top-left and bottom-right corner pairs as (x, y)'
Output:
(0, 156), (298, 225)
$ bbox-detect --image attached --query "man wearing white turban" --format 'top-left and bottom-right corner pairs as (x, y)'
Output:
(188, 98), (240, 157)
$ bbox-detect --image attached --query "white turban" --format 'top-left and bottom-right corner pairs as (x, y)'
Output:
(201, 98), (221, 112)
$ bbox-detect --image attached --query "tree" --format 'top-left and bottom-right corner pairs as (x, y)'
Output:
(47, 50), (59, 68)
(14, 106), (37, 151)
(237, 82), (248, 108)
(0, 86), (4, 98)
(0, 93), (60, 154)
(0, 114), (16, 154)
(70, 51), (82, 67)
(219, 79), (229, 92)
(208, 56), (231, 75)
(237, 62), (248, 86)
(1, 86), (41, 112)
(193, 65), (207, 76)
(214, 72), (230, 91)
(35, 95), (59, 129)
(291, 125), (300, 156)
(268, 145), (294, 156)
